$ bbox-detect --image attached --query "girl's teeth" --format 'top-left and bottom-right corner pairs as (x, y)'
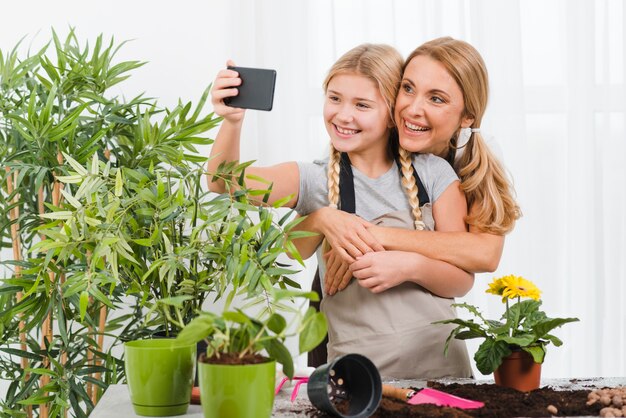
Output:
(405, 121), (429, 132)
(337, 126), (359, 135)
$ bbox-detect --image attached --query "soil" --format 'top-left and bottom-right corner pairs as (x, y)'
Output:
(302, 381), (604, 417)
(199, 352), (269, 365)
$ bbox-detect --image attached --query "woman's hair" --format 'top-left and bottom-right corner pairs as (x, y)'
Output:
(405, 37), (521, 234)
(324, 43), (425, 229)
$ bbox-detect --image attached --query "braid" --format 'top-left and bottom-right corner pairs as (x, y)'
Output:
(398, 148), (426, 230)
(321, 147), (342, 254)
(327, 147), (341, 209)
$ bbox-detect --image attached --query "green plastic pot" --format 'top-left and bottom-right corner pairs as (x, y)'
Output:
(124, 339), (196, 416)
(198, 358), (275, 418)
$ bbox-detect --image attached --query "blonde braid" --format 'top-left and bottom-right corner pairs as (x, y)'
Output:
(398, 148), (425, 230)
(327, 147), (341, 209)
(322, 147), (342, 253)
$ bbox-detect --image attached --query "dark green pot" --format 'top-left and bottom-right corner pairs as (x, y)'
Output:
(198, 359), (275, 418)
(124, 339), (196, 416)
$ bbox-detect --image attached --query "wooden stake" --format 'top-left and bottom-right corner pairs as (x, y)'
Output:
(5, 168), (32, 418)
(39, 151), (64, 418)
(92, 304), (107, 405)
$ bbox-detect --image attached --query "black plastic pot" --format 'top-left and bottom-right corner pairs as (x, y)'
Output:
(307, 353), (382, 418)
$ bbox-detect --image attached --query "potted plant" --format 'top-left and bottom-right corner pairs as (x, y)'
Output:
(435, 275), (579, 391)
(176, 292), (327, 418)
(0, 27), (224, 417)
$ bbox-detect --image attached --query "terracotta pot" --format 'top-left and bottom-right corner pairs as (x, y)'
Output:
(493, 350), (542, 392)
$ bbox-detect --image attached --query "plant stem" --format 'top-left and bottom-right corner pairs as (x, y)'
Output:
(506, 298), (511, 338)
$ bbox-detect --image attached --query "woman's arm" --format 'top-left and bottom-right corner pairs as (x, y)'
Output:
(350, 251), (474, 298)
(351, 180), (474, 298)
(207, 63), (300, 207)
(367, 222), (504, 273)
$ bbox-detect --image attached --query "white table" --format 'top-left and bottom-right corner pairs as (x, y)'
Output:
(91, 378), (626, 418)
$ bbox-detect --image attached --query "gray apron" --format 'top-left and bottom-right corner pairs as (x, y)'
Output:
(319, 204), (472, 379)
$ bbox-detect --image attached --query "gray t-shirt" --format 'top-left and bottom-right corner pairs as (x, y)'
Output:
(294, 153), (458, 219)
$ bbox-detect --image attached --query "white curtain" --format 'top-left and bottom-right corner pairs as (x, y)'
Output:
(1, 0), (624, 382)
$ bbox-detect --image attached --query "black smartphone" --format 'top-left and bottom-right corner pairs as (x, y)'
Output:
(224, 66), (276, 111)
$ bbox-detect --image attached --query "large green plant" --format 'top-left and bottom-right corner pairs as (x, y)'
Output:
(0, 28), (224, 418)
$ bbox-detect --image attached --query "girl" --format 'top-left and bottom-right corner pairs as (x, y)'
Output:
(208, 44), (473, 378)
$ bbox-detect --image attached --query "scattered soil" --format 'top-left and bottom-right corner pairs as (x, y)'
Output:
(199, 352), (269, 365)
(302, 381), (604, 417)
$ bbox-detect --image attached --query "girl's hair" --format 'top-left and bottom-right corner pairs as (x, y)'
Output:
(405, 37), (521, 234)
(324, 43), (425, 229)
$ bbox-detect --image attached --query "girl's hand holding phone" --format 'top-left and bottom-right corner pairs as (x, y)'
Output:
(211, 60), (246, 123)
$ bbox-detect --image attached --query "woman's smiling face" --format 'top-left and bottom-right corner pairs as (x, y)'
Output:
(395, 55), (474, 158)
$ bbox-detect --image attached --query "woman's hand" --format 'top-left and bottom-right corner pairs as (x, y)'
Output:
(350, 251), (410, 294)
(315, 208), (384, 263)
(323, 248), (353, 296)
(211, 60), (246, 123)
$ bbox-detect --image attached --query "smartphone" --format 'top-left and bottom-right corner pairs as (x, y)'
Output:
(225, 66), (276, 111)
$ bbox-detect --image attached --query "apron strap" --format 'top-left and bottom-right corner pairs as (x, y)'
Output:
(338, 152), (356, 213)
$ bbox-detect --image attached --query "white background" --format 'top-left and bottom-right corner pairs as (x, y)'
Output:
(1, 0), (625, 396)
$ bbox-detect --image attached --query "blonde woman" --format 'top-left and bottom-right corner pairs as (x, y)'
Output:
(208, 43), (473, 378)
(310, 37), (521, 297)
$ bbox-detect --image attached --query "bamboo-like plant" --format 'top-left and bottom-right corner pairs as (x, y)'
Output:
(0, 28), (223, 417)
(1, 28), (319, 418)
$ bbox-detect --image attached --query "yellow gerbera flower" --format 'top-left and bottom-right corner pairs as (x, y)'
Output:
(485, 276), (510, 296)
(501, 275), (541, 300)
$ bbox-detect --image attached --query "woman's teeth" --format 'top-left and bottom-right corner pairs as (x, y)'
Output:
(405, 121), (429, 132)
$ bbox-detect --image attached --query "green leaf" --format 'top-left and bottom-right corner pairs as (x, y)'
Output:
(177, 314), (217, 345)
(266, 313), (287, 334)
(223, 311), (251, 325)
(522, 345), (546, 364)
(0, 348), (42, 361)
(272, 194), (295, 208)
(497, 333), (537, 347)
(79, 291), (89, 322)
(158, 295), (193, 307)
(299, 308), (327, 354)
(531, 317), (579, 340)
(62, 152), (88, 176)
(474, 339), (512, 375)
(90, 152), (99, 175)
(264, 339), (293, 379)
(60, 189), (82, 209)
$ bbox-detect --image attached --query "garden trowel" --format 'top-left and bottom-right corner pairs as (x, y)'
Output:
(382, 384), (484, 409)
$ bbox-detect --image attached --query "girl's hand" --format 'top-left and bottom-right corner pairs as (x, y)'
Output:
(316, 208), (384, 263)
(211, 60), (246, 123)
(350, 251), (410, 294)
(323, 248), (353, 296)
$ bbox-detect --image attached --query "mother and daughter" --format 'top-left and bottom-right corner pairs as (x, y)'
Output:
(207, 37), (520, 379)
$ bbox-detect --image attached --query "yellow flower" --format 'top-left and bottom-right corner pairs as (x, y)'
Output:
(485, 276), (509, 296)
(501, 275), (541, 300)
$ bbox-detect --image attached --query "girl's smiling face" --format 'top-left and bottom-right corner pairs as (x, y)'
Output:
(395, 55), (474, 158)
(324, 73), (392, 160)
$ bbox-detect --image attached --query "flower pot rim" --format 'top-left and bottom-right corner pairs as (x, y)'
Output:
(198, 358), (276, 367)
(125, 339), (195, 349)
